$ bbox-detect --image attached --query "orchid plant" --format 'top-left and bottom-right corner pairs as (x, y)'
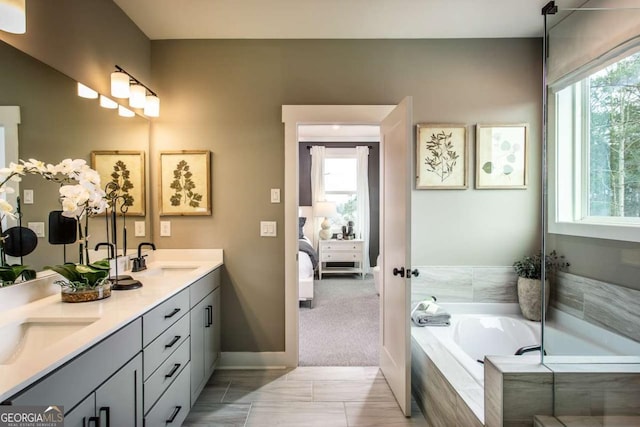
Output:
(0, 158), (109, 272)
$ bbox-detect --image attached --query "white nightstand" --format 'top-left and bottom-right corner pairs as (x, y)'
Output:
(318, 239), (365, 279)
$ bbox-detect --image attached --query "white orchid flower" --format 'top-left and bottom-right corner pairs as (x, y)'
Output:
(0, 199), (16, 219)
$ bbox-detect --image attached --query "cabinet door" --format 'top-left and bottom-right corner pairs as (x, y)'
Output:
(63, 393), (96, 427)
(94, 353), (143, 427)
(190, 296), (207, 402)
(208, 287), (221, 375)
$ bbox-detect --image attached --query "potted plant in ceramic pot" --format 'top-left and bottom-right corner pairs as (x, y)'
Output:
(46, 259), (112, 303)
(513, 250), (569, 321)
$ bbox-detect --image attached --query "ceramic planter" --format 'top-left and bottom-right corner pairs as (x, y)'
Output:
(517, 277), (550, 321)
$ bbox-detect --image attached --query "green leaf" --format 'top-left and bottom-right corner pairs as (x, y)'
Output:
(503, 164), (514, 175)
(507, 154), (516, 163)
(501, 141), (511, 150)
(482, 162), (493, 174)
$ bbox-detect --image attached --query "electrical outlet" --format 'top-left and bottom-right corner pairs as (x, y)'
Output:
(23, 189), (34, 204)
(270, 188), (280, 203)
(134, 221), (145, 237)
(160, 221), (171, 237)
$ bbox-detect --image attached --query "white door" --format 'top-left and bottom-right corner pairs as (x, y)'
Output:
(379, 97), (413, 416)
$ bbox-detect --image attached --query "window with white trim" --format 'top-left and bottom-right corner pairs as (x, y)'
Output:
(552, 50), (640, 242)
(323, 149), (358, 232)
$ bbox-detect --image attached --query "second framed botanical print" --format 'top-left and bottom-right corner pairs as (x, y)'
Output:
(159, 150), (211, 216)
(475, 124), (528, 189)
(416, 124), (467, 189)
(91, 151), (145, 216)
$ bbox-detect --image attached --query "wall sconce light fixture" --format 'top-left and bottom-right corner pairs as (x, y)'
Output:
(77, 83), (98, 99)
(99, 95), (118, 109)
(110, 65), (160, 117)
(118, 105), (135, 118)
(0, 0), (26, 34)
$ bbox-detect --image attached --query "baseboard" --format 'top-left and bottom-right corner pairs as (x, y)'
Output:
(218, 351), (290, 369)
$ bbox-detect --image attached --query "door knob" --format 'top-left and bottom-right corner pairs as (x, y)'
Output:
(408, 269), (419, 277)
(392, 267), (405, 277)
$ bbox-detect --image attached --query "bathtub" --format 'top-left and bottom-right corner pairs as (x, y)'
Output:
(411, 303), (640, 426)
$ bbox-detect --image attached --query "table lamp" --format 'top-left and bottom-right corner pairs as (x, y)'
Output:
(314, 201), (337, 240)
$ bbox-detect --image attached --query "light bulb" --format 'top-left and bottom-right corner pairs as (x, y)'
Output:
(77, 83), (98, 99)
(118, 105), (135, 117)
(111, 71), (130, 98)
(129, 84), (146, 108)
(0, 0), (26, 34)
(144, 95), (160, 117)
(99, 95), (118, 109)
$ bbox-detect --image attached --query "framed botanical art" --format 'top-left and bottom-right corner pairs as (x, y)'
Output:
(91, 151), (145, 216)
(159, 150), (211, 216)
(475, 124), (528, 189)
(416, 124), (467, 189)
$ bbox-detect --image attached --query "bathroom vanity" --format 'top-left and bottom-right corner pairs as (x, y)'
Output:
(0, 249), (223, 426)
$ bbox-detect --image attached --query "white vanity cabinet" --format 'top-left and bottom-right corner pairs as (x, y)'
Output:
(11, 319), (143, 426)
(190, 268), (221, 402)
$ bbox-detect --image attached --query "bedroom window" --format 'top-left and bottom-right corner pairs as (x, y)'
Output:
(324, 154), (358, 232)
(551, 49), (640, 242)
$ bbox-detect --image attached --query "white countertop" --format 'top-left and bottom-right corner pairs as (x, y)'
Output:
(0, 249), (223, 402)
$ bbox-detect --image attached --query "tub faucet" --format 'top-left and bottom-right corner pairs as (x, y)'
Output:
(94, 242), (115, 259)
(132, 242), (156, 272)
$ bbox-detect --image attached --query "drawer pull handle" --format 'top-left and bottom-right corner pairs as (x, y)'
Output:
(206, 305), (213, 327)
(164, 308), (181, 319)
(165, 335), (181, 348)
(99, 407), (110, 427)
(165, 363), (181, 378)
(166, 406), (182, 424)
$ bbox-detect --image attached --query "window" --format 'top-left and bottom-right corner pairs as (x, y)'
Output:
(323, 151), (358, 232)
(551, 50), (640, 242)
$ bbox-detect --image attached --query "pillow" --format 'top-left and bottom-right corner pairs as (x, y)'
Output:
(298, 217), (307, 239)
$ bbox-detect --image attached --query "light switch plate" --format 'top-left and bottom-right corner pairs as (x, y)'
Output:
(23, 189), (34, 204)
(27, 221), (45, 238)
(270, 188), (280, 203)
(134, 221), (145, 237)
(160, 221), (171, 237)
(260, 221), (277, 237)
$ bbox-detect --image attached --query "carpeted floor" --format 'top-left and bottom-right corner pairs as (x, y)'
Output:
(299, 275), (379, 366)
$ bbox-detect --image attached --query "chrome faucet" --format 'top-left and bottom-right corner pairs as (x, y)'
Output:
(94, 242), (115, 259)
(132, 242), (156, 272)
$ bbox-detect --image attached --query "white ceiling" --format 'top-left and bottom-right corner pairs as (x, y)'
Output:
(113, 0), (584, 40)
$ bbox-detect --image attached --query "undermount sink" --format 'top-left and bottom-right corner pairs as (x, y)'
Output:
(134, 265), (199, 278)
(0, 317), (99, 365)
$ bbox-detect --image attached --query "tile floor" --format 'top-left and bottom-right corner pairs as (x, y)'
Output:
(183, 367), (430, 426)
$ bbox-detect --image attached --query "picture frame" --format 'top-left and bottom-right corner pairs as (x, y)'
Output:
(91, 150), (145, 216)
(416, 124), (467, 189)
(475, 123), (528, 189)
(159, 150), (211, 216)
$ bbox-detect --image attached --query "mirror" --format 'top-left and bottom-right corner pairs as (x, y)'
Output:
(0, 39), (151, 271)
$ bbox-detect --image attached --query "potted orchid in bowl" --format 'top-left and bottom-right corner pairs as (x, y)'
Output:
(0, 158), (109, 297)
(46, 259), (112, 303)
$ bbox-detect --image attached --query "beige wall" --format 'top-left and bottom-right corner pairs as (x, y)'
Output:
(0, 0), (150, 96)
(150, 38), (543, 352)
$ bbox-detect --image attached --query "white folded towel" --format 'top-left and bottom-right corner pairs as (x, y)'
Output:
(411, 298), (451, 327)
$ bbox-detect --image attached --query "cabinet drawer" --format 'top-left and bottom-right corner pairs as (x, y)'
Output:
(322, 242), (362, 252)
(143, 314), (189, 380)
(144, 337), (190, 414)
(190, 268), (220, 307)
(321, 252), (362, 262)
(145, 362), (190, 427)
(143, 288), (189, 346)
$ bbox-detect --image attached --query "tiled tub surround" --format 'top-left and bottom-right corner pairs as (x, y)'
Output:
(411, 266), (518, 305)
(552, 271), (640, 345)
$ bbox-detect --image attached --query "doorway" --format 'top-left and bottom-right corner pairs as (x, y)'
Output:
(297, 125), (381, 366)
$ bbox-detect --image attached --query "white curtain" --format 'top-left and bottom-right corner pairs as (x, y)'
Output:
(356, 146), (370, 273)
(310, 145), (326, 249)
